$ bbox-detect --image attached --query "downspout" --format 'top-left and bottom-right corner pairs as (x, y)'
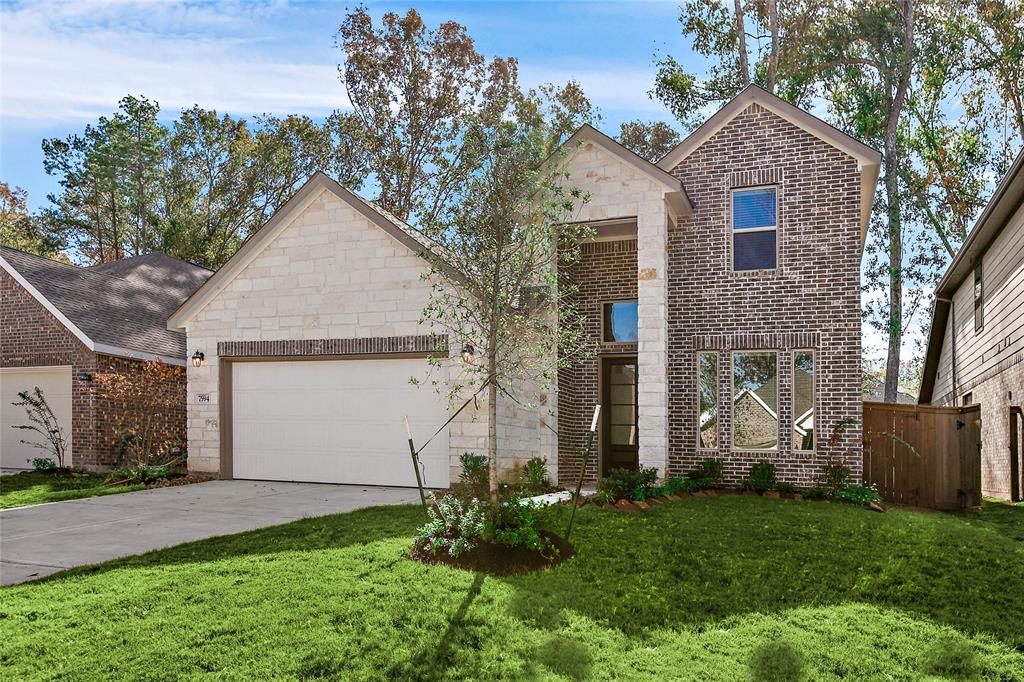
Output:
(936, 296), (956, 401)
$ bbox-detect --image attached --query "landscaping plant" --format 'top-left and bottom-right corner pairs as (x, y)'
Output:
(597, 466), (659, 502)
(688, 457), (724, 485)
(486, 495), (546, 553)
(835, 484), (882, 505)
(741, 461), (777, 493)
(412, 493), (486, 558)
(10, 387), (69, 470)
(458, 453), (489, 498)
(519, 457), (549, 495)
(817, 460), (852, 497)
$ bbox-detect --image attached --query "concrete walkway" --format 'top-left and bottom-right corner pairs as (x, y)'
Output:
(0, 480), (421, 586)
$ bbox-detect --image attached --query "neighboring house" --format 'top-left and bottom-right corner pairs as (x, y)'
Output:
(862, 376), (916, 404)
(169, 84), (879, 489)
(919, 149), (1024, 499)
(1, 248), (211, 470)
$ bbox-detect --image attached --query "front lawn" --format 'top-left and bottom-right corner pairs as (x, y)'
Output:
(0, 471), (143, 509)
(1, 497), (1022, 680)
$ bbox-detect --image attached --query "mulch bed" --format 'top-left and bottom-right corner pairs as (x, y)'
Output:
(146, 474), (214, 490)
(581, 488), (885, 513)
(411, 530), (575, 576)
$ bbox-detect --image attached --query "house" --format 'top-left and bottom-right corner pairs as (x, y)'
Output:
(1, 248), (212, 470)
(918, 149), (1024, 500)
(168, 84), (880, 489)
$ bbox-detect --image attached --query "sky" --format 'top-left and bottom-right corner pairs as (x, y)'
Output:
(0, 0), (908, 361)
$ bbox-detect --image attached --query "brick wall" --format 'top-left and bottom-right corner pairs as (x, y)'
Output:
(558, 238), (638, 484)
(665, 103), (863, 486)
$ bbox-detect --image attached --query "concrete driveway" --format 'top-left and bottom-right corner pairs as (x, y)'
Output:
(0, 480), (421, 586)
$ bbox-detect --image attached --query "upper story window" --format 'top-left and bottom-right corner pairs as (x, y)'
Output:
(732, 187), (777, 271)
(974, 263), (983, 332)
(603, 301), (638, 342)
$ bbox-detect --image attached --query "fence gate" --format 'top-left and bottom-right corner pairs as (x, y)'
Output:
(862, 402), (982, 510)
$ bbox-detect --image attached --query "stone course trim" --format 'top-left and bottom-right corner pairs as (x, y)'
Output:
(217, 335), (448, 358)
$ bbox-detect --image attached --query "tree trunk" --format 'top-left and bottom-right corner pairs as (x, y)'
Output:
(735, 0), (750, 86)
(766, 0), (779, 91)
(883, 0), (915, 404)
(487, 351), (499, 509)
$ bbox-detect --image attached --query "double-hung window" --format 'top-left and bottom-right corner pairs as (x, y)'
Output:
(732, 187), (777, 271)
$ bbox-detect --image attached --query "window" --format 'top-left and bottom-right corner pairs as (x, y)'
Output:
(698, 352), (719, 449)
(603, 301), (638, 342)
(732, 351), (778, 449)
(974, 264), (983, 331)
(732, 187), (777, 271)
(962, 392), (973, 406)
(793, 350), (814, 451)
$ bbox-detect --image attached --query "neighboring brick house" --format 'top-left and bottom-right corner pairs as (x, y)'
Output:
(919, 148), (1024, 500)
(1, 248), (211, 470)
(168, 85), (879, 489)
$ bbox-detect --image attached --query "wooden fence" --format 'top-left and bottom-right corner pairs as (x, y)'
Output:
(862, 401), (982, 510)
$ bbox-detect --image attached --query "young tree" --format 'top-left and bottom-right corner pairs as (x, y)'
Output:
(10, 387), (70, 469)
(417, 97), (594, 505)
(617, 121), (681, 162)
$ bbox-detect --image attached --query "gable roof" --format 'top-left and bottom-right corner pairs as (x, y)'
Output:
(1, 246), (211, 363)
(657, 84), (882, 243)
(167, 172), (453, 330)
(918, 148), (1024, 404)
(556, 124), (693, 218)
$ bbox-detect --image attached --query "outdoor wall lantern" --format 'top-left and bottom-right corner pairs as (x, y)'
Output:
(460, 343), (474, 364)
(191, 350), (205, 368)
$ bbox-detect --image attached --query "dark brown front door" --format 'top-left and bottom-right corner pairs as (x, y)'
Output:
(602, 356), (639, 473)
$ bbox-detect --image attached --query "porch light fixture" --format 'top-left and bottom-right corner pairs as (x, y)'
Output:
(191, 350), (205, 368)
(460, 343), (474, 364)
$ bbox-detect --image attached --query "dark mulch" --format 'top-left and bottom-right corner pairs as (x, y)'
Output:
(146, 474), (213, 490)
(411, 530), (574, 576)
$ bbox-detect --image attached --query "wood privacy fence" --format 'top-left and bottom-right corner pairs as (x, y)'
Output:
(862, 402), (982, 510)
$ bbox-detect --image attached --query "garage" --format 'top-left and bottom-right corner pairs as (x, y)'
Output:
(231, 358), (451, 487)
(1, 366), (73, 470)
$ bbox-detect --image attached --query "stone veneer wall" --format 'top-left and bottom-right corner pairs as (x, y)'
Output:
(664, 102), (864, 487)
(183, 188), (530, 481)
(558, 239), (638, 484)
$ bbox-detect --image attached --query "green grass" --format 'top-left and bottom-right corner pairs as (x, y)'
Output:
(1, 497), (1022, 680)
(0, 471), (144, 509)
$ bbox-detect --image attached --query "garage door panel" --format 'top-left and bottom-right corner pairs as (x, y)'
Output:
(232, 359), (450, 487)
(1, 367), (73, 470)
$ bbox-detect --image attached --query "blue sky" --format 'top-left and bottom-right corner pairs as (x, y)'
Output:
(1, 0), (696, 211)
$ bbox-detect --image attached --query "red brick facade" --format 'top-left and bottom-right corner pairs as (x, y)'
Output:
(1, 270), (187, 469)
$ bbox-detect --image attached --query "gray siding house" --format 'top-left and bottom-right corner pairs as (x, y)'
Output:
(919, 149), (1024, 500)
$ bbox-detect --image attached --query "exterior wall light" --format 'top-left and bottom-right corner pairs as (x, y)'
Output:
(191, 350), (205, 368)
(460, 343), (474, 364)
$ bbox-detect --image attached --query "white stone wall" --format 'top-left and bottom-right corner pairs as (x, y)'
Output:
(184, 188), (500, 481)
(559, 140), (672, 477)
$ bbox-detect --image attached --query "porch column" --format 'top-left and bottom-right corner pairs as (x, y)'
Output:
(637, 210), (669, 478)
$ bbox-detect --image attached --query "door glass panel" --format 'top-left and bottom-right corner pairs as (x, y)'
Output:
(608, 362), (637, 447)
(610, 385), (635, 404)
(610, 405), (635, 424)
(610, 425), (637, 446)
(609, 363), (636, 384)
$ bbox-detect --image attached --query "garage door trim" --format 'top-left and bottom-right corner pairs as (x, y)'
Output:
(218, 350), (445, 481)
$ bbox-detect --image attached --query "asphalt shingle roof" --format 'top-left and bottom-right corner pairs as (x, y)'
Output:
(1, 247), (212, 359)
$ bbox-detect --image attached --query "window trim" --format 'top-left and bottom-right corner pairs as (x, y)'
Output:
(792, 348), (816, 453)
(601, 299), (639, 344)
(730, 349), (780, 452)
(730, 185), (779, 273)
(974, 263), (983, 332)
(696, 351), (720, 451)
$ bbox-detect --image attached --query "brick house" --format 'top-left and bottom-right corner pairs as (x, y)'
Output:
(919, 148), (1024, 500)
(167, 84), (879, 489)
(1, 248), (211, 470)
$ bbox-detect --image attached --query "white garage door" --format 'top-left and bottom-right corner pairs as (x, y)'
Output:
(232, 359), (450, 487)
(1, 366), (73, 470)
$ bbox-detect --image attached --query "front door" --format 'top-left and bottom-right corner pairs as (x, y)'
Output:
(601, 356), (639, 473)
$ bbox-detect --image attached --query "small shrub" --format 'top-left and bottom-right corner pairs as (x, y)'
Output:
(921, 638), (980, 680)
(749, 640), (806, 682)
(591, 490), (616, 505)
(688, 458), (723, 485)
(106, 463), (174, 485)
(413, 493), (485, 557)
(775, 482), (797, 494)
(486, 495), (547, 552)
(32, 457), (57, 472)
(836, 484), (881, 505)
(597, 466), (658, 501)
(741, 460), (776, 492)
(818, 460), (851, 496)
(459, 453), (489, 496)
(519, 457), (549, 494)
(802, 486), (829, 500)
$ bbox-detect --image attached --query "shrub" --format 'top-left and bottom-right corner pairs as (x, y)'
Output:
(688, 458), (723, 485)
(519, 457), (549, 494)
(741, 460), (777, 492)
(749, 640), (806, 682)
(818, 460), (851, 496)
(458, 453), (489, 496)
(775, 482), (798, 494)
(802, 486), (830, 500)
(413, 493), (485, 557)
(486, 495), (545, 552)
(32, 457), (57, 472)
(597, 466), (658, 501)
(836, 484), (881, 505)
(106, 462), (175, 485)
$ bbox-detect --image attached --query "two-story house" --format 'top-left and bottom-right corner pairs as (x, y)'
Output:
(167, 85), (880, 489)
